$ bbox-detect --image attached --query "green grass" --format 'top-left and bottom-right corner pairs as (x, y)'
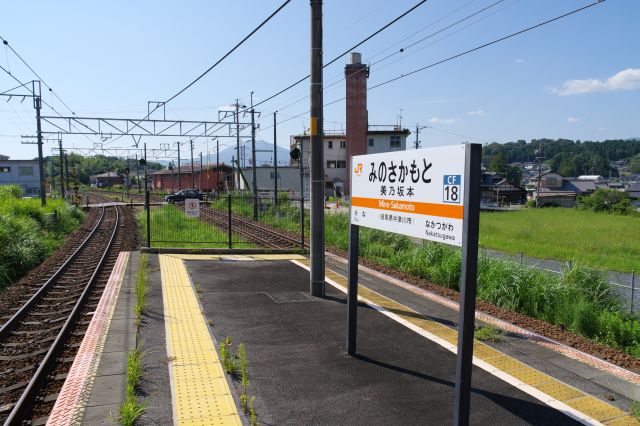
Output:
(137, 205), (253, 248)
(212, 197), (640, 356)
(0, 186), (84, 289)
(479, 208), (640, 273)
(118, 346), (145, 426)
(632, 401), (640, 420)
(474, 326), (502, 343)
(134, 253), (148, 327)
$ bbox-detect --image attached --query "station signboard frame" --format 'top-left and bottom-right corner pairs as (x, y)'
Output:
(346, 143), (481, 425)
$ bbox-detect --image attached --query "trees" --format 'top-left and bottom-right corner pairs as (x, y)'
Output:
(578, 189), (632, 214)
(629, 154), (640, 174)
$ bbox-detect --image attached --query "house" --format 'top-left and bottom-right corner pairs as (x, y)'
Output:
(152, 163), (233, 193)
(235, 166), (303, 194)
(0, 155), (40, 197)
(90, 172), (123, 188)
(480, 172), (526, 205)
(626, 182), (640, 199)
(529, 171), (598, 207)
(289, 126), (410, 195)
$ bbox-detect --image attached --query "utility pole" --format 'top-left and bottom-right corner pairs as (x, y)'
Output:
(216, 139), (220, 192)
(190, 139), (195, 189)
(34, 89), (46, 206)
(310, 0), (325, 297)
(251, 107), (258, 220)
(144, 143), (150, 247)
(58, 138), (64, 195)
(235, 99), (241, 190)
(415, 124), (429, 149)
(199, 152), (203, 190)
(535, 143), (544, 208)
(176, 141), (181, 191)
(274, 111), (278, 205)
(64, 152), (70, 193)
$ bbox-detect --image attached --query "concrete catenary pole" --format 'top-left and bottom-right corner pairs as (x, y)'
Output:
(274, 111), (278, 205)
(190, 139), (195, 189)
(34, 92), (46, 206)
(310, 0), (325, 297)
(58, 138), (64, 194)
(251, 108), (258, 220)
(235, 100), (241, 190)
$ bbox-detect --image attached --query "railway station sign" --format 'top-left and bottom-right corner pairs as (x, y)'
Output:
(350, 144), (466, 246)
(185, 198), (200, 217)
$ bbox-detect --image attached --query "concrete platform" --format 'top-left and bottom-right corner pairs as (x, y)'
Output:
(58, 252), (640, 425)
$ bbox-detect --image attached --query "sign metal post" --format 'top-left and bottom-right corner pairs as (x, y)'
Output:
(346, 143), (481, 425)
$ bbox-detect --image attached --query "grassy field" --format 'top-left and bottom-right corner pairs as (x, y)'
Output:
(480, 208), (640, 273)
(137, 205), (253, 249)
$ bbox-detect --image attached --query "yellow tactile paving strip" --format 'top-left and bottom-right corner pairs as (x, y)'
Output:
(293, 259), (639, 426)
(159, 254), (242, 426)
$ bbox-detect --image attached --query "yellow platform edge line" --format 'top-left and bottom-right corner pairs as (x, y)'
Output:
(159, 255), (242, 426)
(290, 260), (638, 426)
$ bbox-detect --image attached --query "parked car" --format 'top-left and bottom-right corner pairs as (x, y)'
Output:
(165, 189), (204, 204)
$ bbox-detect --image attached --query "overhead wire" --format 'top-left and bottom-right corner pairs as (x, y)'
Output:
(244, 0), (432, 114)
(104, 0), (292, 148)
(248, 0), (512, 132)
(256, 0), (605, 135)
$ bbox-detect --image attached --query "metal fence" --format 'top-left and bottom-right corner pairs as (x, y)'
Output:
(480, 247), (638, 315)
(146, 192), (306, 250)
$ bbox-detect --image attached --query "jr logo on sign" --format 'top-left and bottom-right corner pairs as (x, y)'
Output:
(443, 175), (461, 204)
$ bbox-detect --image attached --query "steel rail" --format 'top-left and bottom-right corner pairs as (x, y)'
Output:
(3, 206), (120, 425)
(0, 206), (106, 339)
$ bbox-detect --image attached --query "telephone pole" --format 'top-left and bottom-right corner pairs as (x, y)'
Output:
(415, 124), (429, 149)
(199, 152), (203, 190)
(190, 139), (195, 189)
(273, 111), (278, 205)
(535, 143), (545, 208)
(251, 107), (258, 220)
(175, 141), (181, 191)
(58, 138), (64, 194)
(216, 139), (220, 191)
(310, 0), (325, 297)
(235, 99), (241, 190)
(35, 94), (46, 206)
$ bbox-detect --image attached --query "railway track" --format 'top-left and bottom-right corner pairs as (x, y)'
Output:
(199, 205), (304, 249)
(0, 202), (134, 425)
(87, 189), (307, 250)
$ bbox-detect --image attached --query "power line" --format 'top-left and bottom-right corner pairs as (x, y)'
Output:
(105, 0), (291, 148)
(369, 1), (604, 91)
(246, 0), (431, 113)
(0, 35), (77, 115)
(257, 0), (605, 133)
(251, 0), (512, 126)
(163, 0), (291, 106)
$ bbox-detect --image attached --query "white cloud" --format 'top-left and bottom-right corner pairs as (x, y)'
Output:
(515, 58), (525, 63)
(567, 117), (580, 123)
(428, 116), (456, 124)
(597, 127), (606, 131)
(467, 109), (485, 117)
(549, 68), (640, 96)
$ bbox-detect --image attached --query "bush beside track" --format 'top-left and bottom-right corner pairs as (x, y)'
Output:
(0, 186), (84, 289)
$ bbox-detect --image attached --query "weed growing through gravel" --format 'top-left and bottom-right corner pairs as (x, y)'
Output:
(474, 326), (502, 343)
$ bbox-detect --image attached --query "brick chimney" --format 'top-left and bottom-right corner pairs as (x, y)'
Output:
(345, 52), (368, 196)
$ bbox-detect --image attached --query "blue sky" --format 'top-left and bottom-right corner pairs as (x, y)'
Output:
(1, 0), (638, 161)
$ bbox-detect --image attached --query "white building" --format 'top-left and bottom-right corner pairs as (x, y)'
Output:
(289, 126), (410, 195)
(0, 155), (41, 197)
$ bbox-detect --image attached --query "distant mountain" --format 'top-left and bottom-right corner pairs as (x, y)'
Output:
(215, 140), (291, 168)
